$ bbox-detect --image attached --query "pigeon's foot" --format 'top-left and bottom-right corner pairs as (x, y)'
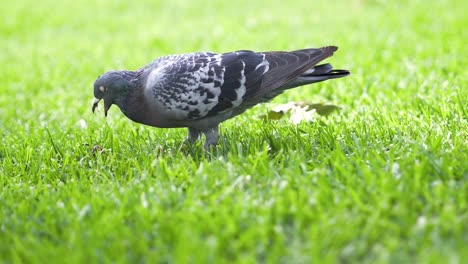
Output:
(186, 127), (201, 144)
(202, 126), (219, 150)
(177, 128), (201, 152)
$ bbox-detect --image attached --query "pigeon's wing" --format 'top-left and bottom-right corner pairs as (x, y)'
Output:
(145, 51), (269, 120)
(145, 47), (337, 120)
(245, 46), (338, 98)
(204, 50), (269, 116)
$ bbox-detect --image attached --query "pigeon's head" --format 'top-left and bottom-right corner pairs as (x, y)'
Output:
(92, 71), (133, 116)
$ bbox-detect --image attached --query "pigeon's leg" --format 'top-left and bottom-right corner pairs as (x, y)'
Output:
(186, 127), (201, 144)
(202, 126), (219, 149)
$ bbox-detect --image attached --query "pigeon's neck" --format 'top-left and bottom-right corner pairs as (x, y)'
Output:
(117, 79), (145, 121)
(114, 69), (144, 107)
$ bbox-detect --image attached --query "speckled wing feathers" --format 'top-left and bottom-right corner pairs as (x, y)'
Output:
(146, 51), (269, 120)
(144, 47), (337, 121)
(145, 52), (225, 119)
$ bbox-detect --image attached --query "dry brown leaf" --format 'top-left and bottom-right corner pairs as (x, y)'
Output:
(260, 102), (340, 123)
(308, 103), (340, 116)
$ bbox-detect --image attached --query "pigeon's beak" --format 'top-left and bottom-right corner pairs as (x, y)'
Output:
(91, 97), (111, 117)
(92, 98), (101, 113)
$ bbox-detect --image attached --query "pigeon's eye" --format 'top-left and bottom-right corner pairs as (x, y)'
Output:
(99, 86), (107, 92)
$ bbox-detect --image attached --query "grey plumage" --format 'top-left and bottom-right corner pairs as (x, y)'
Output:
(92, 46), (350, 148)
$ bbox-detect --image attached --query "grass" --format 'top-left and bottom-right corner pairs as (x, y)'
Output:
(1, 0), (467, 263)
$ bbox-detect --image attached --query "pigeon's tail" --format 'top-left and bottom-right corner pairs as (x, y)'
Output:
(281, 63), (350, 90)
(247, 46), (349, 99)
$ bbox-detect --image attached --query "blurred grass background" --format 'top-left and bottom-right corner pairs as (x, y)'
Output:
(1, 0), (466, 128)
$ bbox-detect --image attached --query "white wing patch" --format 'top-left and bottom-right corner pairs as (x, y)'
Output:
(232, 61), (246, 107)
(255, 54), (270, 74)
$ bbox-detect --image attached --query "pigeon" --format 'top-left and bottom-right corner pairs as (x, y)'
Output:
(92, 46), (349, 148)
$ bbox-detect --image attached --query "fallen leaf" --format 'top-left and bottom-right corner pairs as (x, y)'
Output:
(308, 103), (340, 116)
(266, 110), (286, 120)
(260, 102), (340, 123)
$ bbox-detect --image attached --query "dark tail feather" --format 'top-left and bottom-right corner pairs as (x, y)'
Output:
(281, 63), (350, 89)
(303, 63), (350, 79)
(239, 63), (349, 110)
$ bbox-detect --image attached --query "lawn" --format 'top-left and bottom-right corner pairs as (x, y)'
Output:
(1, 0), (467, 263)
